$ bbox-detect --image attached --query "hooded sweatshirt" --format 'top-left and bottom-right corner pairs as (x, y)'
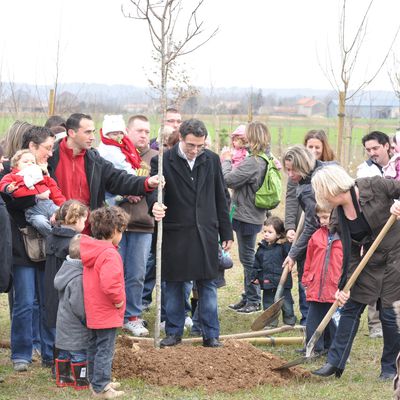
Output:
(81, 235), (125, 329)
(54, 256), (89, 351)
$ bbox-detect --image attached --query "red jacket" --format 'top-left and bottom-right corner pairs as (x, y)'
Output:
(302, 227), (343, 303)
(81, 235), (126, 329)
(0, 168), (66, 206)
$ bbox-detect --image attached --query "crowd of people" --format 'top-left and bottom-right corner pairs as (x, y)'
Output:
(0, 109), (400, 397)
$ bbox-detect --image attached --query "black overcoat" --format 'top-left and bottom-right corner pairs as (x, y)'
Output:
(148, 145), (233, 282)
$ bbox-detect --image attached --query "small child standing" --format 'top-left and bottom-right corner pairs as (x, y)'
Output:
(82, 206), (129, 398)
(0, 149), (66, 236)
(44, 200), (89, 330)
(302, 205), (343, 354)
(230, 125), (248, 168)
(251, 216), (296, 327)
(54, 234), (89, 390)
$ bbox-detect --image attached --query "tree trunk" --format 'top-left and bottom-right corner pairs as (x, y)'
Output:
(337, 91), (346, 164)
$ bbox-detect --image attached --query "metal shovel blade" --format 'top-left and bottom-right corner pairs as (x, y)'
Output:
(251, 297), (285, 331)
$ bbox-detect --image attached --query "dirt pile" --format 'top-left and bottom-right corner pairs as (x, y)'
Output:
(113, 336), (310, 393)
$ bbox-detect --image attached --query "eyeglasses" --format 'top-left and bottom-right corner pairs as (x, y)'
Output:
(183, 142), (205, 152)
(39, 144), (54, 152)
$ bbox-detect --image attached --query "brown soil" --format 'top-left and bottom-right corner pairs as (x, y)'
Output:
(113, 336), (310, 393)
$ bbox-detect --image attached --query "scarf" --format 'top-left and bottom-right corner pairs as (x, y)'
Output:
(100, 129), (142, 170)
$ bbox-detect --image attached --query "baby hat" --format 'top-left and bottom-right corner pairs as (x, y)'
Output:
(102, 115), (126, 136)
(231, 125), (246, 138)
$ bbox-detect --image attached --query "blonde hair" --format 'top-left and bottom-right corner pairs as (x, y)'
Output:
(1, 121), (33, 158)
(311, 165), (355, 208)
(10, 149), (35, 168)
(245, 122), (271, 155)
(55, 200), (89, 227)
(283, 145), (315, 179)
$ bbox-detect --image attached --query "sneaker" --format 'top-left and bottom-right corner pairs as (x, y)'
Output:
(228, 299), (246, 310)
(13, 362), (28, 372)
(123, 319), (149, 337)
(237, 303), (261, 314)
(92, 383), (125, 398)
(184, 316), (193, 330)
(369, 328), (383, 339)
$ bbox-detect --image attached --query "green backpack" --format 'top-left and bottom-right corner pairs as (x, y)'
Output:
(254, 153), (282, 210)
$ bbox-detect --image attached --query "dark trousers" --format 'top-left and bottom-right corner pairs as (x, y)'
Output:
(87, 328), (117, 393)
(327, 299), (400, 375)
(262, 288), (296, 326)
(297, 257), (309, 326)
(306, 301), (337, 352)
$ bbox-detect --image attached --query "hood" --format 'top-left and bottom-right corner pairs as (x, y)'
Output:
(54, 256), (83, 291)
(80, 235), (116, 269)
(51, 226), (77, 239)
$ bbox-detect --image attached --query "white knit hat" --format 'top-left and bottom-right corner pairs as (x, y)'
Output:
(102, 115), (126, 136)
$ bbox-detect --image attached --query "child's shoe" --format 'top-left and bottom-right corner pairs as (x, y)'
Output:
(92, 383), (125, 398)
(55, 359), (74, 387)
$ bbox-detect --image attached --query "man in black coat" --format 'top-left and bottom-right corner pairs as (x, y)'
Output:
(149, 119), (233, 348)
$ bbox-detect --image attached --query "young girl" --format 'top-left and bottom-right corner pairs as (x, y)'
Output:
(251, 216), (296, 327)
(383, 130), (400, 180)
(82, 206), (129, 398)
(0, 149), (66, 236)
(230, 125), (248, 168)
(44, 200), (89, 331)
(302, 205), (343, 354)
(97, 114), (141, 206)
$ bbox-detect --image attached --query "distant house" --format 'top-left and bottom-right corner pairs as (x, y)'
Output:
(296, 97), (326, 117)
(327, 94), (399, 119)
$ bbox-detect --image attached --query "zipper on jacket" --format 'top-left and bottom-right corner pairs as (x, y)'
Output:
(318, 233), (333, 300)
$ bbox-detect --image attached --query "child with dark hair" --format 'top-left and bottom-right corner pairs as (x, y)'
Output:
(82, 206), (129, 398)
(301, 204), (343, 355)
(54, 234), (89, 390)
(251, 216), (296, 327)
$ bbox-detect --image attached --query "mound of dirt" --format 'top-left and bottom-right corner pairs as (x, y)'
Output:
(113, 336), (310, 393)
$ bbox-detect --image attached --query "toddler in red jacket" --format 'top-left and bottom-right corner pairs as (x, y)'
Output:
(302, 204), (343, 354)
(0, 149), (65, 236)
(81, 206), (129, 399)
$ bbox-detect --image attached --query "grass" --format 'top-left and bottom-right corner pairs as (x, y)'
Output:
(0, 220), (395, 399)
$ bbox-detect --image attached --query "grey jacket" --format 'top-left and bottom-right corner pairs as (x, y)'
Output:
(284, 178), (302, 232)
(222, 155), (267, 225)
(54, 256), (89, 351)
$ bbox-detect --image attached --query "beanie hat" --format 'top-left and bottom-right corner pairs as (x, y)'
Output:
(230, 125), (246, 138)
(102, 115), (126, 136)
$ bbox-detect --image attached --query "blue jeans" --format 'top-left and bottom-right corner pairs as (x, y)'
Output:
(165, 279), (219, 339)
(296, 257), (309, 325)
(119, 232), (152, 319)
(25, 199), (58, 237)
(58, 350), (87, 363)
(235, 230), (260, 305)
(87, 328), (117, 393)
(11, 265), (55, 364)
(327, 299), (400, 375)
(306, 301), (336, 352)
(262, 288), (296, 326)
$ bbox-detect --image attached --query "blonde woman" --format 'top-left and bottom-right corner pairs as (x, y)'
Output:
(221, 121), (272, 313)
(311, 164), (400, 380)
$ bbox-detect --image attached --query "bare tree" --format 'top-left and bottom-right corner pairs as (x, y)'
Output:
(122, 0), (218, 347)
(388, 54), (400, 126)
(320, 0), (400, 163)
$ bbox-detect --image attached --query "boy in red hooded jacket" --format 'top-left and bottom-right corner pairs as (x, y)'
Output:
(81, 206), (129, 399)
(302, 204), (343, 355)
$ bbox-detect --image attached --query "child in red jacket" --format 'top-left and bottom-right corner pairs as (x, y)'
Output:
(81, 206), (129, 399)
(0, 149), (65, 236)
(302, 204), (343, 354)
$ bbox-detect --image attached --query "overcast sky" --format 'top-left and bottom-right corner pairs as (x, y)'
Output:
(1, 0), (399, 91)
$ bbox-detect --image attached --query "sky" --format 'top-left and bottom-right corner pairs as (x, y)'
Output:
(0, 0), (399, 91)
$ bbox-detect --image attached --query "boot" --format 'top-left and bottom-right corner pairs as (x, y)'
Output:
(71, 362), (89, 390)
(55, 359), (74, 387)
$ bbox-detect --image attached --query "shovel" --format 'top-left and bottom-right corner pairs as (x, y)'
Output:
(251, 212), (305, 331)
(274, 213), (397, 370)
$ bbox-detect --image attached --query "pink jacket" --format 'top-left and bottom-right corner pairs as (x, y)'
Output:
(81, 235), (126, 329)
